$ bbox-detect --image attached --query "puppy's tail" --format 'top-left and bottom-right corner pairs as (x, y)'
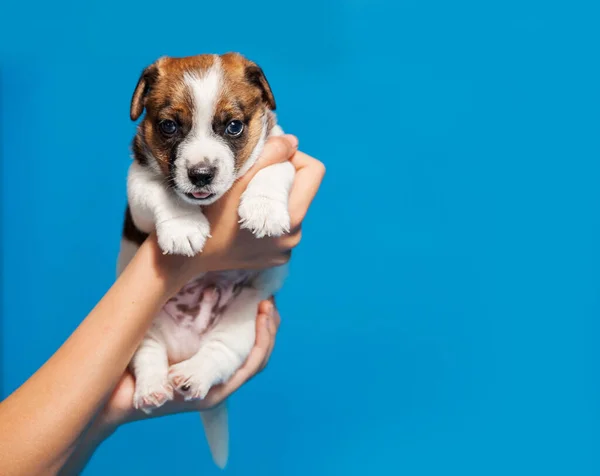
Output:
(200, 402), (229, 469)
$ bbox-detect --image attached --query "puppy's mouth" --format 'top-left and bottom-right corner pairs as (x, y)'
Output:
(186, 191), (215, 201)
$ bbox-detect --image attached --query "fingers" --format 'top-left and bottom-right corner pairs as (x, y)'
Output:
(199, 299), (279, 406)
(258, 297), (280, 332)
(252, 149), (324, 259)
(257, 299), (273, 316)
(240, 309), (274, 374)
(259, 306), (279, 372)
(271, 305), (281, 330)
(288, 150), (326, 228)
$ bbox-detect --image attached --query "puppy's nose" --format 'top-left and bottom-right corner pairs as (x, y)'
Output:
(188, 166), (216, 187)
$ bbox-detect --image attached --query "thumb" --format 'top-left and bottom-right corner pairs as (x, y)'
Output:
(236, 134), (298, 187)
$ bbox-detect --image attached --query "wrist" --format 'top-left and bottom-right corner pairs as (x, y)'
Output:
(57, 419), (116, 475)
(142, 234), (216, 293)
(134, 234), (195, 297)
(90, 419), (118, 445)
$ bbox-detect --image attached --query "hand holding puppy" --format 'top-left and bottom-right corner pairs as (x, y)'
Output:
(160, 135), (325, 289)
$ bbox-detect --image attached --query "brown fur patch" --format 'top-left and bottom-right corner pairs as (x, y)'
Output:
(130, 53), (275, 176)
(138, 57), (213, 174)
(217, 53), (275, 171)
(176, 303), (201, 316)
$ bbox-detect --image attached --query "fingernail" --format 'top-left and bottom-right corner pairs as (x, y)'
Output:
(284, 134), (298, 149)
(265, 302), (274, 316)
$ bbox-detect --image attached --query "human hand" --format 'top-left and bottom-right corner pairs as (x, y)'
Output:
(97, 299), (280, 431)
(56, 136), (321, 474)
(156, 134), (325, 289)
(58, 301), (280, 474)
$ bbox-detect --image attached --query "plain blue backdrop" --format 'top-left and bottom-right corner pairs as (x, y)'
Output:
(1, 1), (599, 475)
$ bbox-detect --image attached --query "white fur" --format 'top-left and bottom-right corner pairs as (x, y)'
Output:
(238, 122), (294, 237)
(200, 404), (229, 469)
(119, 77), (295, 467)
(175, 59), (237, 206)
(130, 333), (173, 411)
(127, 161), (211, 256)
(238, 161), (295, 237)
(167, 287), (264, 399)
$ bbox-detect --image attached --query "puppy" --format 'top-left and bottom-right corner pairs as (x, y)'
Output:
(116, 53), (294, 468)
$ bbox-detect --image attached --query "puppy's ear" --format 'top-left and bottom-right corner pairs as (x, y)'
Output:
(245, 63), (276, 111)
(130, 62), (159, 121)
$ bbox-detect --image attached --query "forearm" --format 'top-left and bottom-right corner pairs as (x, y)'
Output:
(57, 418), (117, 476)
(0, 237), (190, 475)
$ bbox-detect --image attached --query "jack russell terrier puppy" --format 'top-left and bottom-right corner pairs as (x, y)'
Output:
(116, 53), (294, 468)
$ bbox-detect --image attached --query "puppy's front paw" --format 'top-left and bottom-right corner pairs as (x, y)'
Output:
(238, 196), (291, 238)
(133, 376), (174, 414)
(156, 214), (210, 256)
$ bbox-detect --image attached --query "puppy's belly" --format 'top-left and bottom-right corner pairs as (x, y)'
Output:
(153, 270), (260, 363)
(153, 309), (206, 363)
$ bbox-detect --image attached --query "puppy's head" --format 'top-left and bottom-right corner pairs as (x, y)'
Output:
(130, 53), (276, 205)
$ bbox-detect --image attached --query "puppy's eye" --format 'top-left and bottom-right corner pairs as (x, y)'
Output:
(225, 120), (244, 137)
(159, 119), (178, 136)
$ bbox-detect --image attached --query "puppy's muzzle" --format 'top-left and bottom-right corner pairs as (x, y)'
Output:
(188, 166), (217, 187)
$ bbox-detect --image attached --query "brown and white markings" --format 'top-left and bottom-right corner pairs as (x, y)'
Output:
(116, 53), (294, 469)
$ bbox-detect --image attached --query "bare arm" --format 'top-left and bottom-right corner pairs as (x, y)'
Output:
(59, 300), (282, 475)
(0, 136), (324, 475)
(0, 238), (182, 474)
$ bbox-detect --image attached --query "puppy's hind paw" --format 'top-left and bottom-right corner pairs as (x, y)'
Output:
(168, 360), (217, 401)
(133, 378), (174, 414)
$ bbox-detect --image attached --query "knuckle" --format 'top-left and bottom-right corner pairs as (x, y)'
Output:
(276, 231), (301, 251)
(291, 230), (302, 247)
(273, 312), (281, 329)
(267, 137), (290, 157)
(266, 320), (276, 336)
(290, 213), (305, 231)
(319, 163), (326, 178)
(284, 229), (302, 248)
(314, 159), (326, 177)
(276, 251), (292, 265)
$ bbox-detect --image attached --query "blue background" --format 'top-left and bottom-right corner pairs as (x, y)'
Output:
(1, 1), (599, 475)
